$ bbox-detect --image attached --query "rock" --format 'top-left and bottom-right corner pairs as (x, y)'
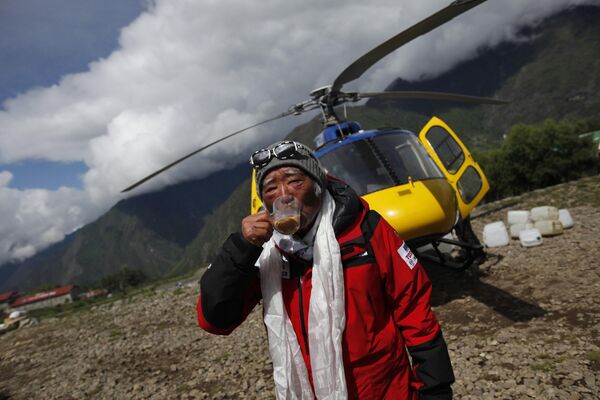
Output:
(256, 378), (266, 391)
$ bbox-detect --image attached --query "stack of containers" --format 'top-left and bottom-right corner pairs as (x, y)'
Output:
(507, 210), (533, 238)
(530, 206), (564, 236)
(485, 207), (574, 249)
(507, 209), (543, 248)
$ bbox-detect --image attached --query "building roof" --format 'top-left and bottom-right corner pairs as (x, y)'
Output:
(0, 291), (17, 303)
(10, 285), (75, 307)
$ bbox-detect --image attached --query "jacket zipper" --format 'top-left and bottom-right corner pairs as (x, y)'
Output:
(297, 275), (310, 355)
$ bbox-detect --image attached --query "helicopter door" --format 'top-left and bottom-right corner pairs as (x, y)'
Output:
(418, 117), (489, 219)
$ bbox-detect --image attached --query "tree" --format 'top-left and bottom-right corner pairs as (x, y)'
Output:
(478, 119), (599, 201)
(100, 269), (148, 292)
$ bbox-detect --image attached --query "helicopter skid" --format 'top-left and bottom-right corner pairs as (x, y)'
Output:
(410, 235), (485, 272)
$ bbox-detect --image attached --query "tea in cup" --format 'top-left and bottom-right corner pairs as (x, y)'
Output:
(272, 195), (301, 235)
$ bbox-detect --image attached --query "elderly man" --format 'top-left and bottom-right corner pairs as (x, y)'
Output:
(197, 140), (454, 399)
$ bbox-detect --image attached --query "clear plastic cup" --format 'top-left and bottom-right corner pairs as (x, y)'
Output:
(272, 195), (301, 235)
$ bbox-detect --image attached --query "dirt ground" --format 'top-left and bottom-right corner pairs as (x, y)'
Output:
(1, 177), (599, 399)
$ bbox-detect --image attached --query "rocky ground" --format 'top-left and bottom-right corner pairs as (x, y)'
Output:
(0, 177), (599, 399)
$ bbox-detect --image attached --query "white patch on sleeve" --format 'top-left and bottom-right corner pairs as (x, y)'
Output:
(397, 242), (418, 270)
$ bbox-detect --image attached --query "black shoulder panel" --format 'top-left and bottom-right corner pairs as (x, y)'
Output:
(327, 177), (364, 236)
(360, 209), (381, 242)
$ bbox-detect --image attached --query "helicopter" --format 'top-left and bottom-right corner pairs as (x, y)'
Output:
(123, 0), (505, 270)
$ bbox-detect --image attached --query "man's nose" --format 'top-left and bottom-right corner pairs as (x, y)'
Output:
(275, 184), (288, 198)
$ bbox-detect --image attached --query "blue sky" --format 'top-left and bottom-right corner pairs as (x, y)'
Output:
(0, 0), (146, 189)
(0, 0), (596, 265)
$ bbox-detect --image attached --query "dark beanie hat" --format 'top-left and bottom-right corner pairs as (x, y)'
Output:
(254, 141), (327, 199)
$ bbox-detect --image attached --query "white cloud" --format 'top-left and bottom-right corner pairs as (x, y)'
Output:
(0, 171), (12, 187)
(0, 0), (597, 265)
(0, 186), (97, 263)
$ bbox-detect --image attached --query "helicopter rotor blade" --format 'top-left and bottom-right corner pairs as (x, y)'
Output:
(331, 0), (487, 93)
(358, 90), (508, 105)
(121, 111), (294, 193)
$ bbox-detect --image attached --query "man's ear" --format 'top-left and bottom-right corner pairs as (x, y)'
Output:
(314, 183), (322, 198)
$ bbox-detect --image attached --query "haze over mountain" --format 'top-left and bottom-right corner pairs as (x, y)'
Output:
(1, 5), (599, 292)
(0, 164), (249, 290)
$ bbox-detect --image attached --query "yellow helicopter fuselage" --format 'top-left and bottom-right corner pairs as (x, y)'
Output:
(250, 117), (489, 244)
(362, 178), (456, 240)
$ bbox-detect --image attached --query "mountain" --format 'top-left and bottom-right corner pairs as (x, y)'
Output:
(2, 6), (599, 291)
(375, 6), (600, 141)
(0, 163), (250, 292)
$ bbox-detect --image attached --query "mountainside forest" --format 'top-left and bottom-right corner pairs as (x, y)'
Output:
(1, 6), (599, 292)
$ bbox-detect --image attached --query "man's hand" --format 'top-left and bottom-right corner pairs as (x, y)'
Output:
(241, 211), (273, 247)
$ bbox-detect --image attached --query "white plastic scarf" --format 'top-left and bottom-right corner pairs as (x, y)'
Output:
(259, 191), (347, 399)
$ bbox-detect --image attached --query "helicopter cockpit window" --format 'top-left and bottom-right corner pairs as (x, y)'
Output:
(319, 140), (395, 196)
(457, 166), (483, 204)
(425, 126), (465, 174)
(371, 133), (444, 184)
(319, 132), (444, 196)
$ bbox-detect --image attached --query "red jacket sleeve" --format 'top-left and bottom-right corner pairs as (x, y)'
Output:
(197, 232), (262, 335)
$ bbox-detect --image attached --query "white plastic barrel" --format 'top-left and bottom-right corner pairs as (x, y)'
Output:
(534, 220), (564, 236)
(507, 210), (530, 225)
(483, 221), (510, 248)
(559, 209), (574, 229)
(530, 206), (559, 222)
(509, 222), (534, 239)
(519, 228), (543, 247)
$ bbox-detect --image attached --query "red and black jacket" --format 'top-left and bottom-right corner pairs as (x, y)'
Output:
(197, 178), (454, 399)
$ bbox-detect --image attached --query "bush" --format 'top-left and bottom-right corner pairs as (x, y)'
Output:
(100, 269), (148, 292)
(477, 119), (599, 201)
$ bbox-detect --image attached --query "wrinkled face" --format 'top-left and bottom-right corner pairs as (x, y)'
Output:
(261, 167), (322, 235)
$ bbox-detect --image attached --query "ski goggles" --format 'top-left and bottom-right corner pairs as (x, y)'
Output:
(249, 141), (310, 169)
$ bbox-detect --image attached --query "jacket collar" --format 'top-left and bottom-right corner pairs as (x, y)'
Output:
(326, 176), (365, 236)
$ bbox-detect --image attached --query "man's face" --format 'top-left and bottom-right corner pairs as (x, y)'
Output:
(261, 167), (322, 235)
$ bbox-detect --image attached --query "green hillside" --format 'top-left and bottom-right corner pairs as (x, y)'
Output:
(175, 179), (252, 273)
(484, 6), (600, 134)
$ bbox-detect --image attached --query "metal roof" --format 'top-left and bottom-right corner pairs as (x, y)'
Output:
(10, 285), (75, 307)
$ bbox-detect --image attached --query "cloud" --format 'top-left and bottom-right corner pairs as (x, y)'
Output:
(0, 171), (12, 187)
(0, 185), (95, 263)
(0, 0), (597, 265)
